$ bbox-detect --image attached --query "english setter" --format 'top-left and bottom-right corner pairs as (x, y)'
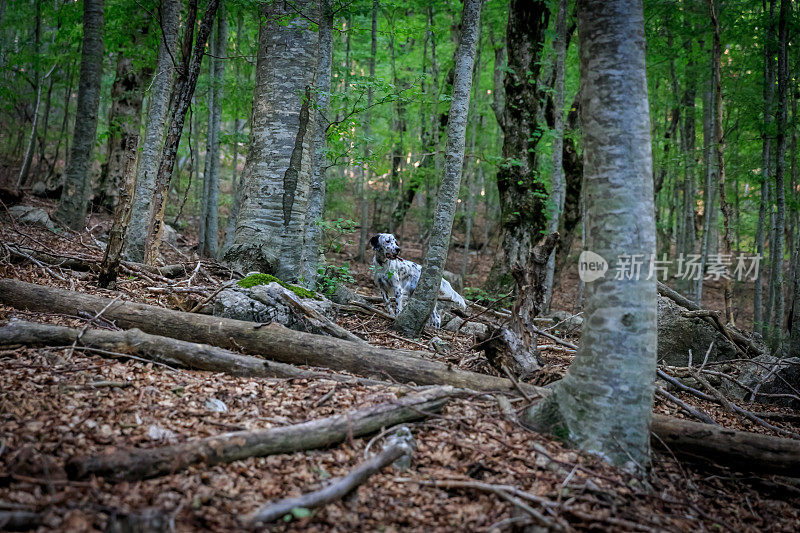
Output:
(370, 233), (467, 328)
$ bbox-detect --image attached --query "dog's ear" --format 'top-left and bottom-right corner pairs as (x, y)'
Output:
(369, 235), (380, 249)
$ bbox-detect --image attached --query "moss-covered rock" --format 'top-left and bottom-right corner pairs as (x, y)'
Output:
(237, 273), (318, 299)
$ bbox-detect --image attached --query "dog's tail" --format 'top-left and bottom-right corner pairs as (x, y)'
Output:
(451, 291), (467, 311)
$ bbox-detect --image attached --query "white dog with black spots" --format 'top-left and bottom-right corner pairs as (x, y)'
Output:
(370, 233), (467, 328)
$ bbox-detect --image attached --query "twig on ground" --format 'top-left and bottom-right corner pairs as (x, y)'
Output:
(655, 387), (717, 425)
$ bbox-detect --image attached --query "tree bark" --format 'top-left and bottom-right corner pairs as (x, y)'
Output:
(493, 0), (551, 342)
(198, 5), (227, 258)
(769, 0), (789, 352)
(222, 11), (245, 255)
(522, 0), (657, 472)
(98, 135), (139, 288)
(0, 319), (387, 385)
(651, 414), (800, 477)
(97, 38), (150, 210)
(299, 0), (334, 288)
(124, 0), (180, 262)
(16, 0), (41, 188)
(54, 0), (104, 229)
(143, 0), (221, 266)
(553, 93), (583, 286)
(708, 0), (735, 325)
(0, 279), (544, 396)
(65, 387), (455, 482)
(357, 0), (378, 263)
(393, 0), (482, 337)
(223, 0), (318, 279)
(543, 0), (568, 313)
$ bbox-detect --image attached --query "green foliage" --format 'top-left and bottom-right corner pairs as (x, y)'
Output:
(315, 264), (356, 297)
(237, 273), (318, 299)
(317, 218), (358, 253)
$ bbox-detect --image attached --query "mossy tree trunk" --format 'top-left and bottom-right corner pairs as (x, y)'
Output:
(521, 0), (657, 473)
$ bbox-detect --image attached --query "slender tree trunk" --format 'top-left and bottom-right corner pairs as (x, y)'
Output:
(33, 70), (54, 178)
(698, 69), (714, 303)
(522, 0), (657, 472)
(143, 0), (221, 266)
(769, 0), (789, 352)
(357, 0), (378, 263)
(223, 0), (317, 280)
(300, 0), (334, 288)
(755, 0), (776, 333)
(16, 0), (41, 188)
(681, 66), (697, 299)
(543, 0), (568, 312)
(708, 0), (735, 325)
(54, 0), (104, 229)
(223, 11), (245, 254)
(98, 135), (139, 288)
(553, 93), (583, 287)
(393, 0), (482, 336)
(46, 62), (75, 182)
(199, 5), (227, 258)
(124, 0), (179, 262)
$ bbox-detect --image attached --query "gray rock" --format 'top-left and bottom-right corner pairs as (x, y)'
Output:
(657, 295), (738, 366)
(444, 316), (488, 337)
(8, 205), (55, 230)
(329, 284), (367, 305)
(214, 282), (334, 335)
(442, 270), (463, 292)
(723, 355), (800, 408)
(163, 224), (179, 246)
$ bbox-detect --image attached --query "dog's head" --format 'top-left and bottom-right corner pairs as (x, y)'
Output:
(370, 233), (401, 262)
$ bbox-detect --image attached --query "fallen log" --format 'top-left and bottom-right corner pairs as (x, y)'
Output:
(65, 386), (456, 482)
(0, 279), (545, 396)
(651, 414), (800, 476)
(0, 319), (392, 386)
(248, 427), (415, 524)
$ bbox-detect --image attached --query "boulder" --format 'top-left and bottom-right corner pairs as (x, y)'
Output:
(444, 316), (488, 337)
(7, 205), (55, 230)
(723, 355), (800, 409)
(657, 295), (739, 366)
(213, 282), (334, 335)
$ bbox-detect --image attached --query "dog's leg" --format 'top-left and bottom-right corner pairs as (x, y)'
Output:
(381, 288), (396, 317)
(395, 288), (409, 314)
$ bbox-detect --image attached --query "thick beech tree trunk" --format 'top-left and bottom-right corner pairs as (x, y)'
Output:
(224, 0), (318, 280)
(393, 0), (482, 337)
(124, 0), (180, 262)
(522, 0), (657, 471)
(143, 0), (221, 265)
(54, 0), (104, 229)
(300, 0), (334, 288)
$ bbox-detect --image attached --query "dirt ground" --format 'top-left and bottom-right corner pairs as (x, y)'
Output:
(1, 198), (799, 532)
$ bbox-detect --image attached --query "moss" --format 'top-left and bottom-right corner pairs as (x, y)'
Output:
(237, 273), (318, 299)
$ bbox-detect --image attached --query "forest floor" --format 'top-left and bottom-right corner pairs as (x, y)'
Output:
(0, 197), (799, 532)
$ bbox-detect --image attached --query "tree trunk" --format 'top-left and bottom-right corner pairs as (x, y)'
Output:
(54, 0), (104, 229)
(543, 0), (568, 312)
(681, 51), (697, 299)
(124, 0), (180, 262)
(708, 0), (735, 325)
(65, 387), (455, 482)
(0, 279), (544, 396)
(15, 0), (41, 188)
(522, 0), (657, 472)
(460, 33), (483, 285)
(357, 0), (378, 263)
(98, 134), (139, 288)
(97, 49), (149, 210)
(769, 0), (789, 353)
(222, 11), (245, 254)
(198, 5), (227, 258)
(553, 93), (583, 287)
(300, 0), (334, 288)
(143, 0), (220, 266)
(698, 68), (715, 304)
(393, 0), (482, 337)
(223, 0), (318, 280)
